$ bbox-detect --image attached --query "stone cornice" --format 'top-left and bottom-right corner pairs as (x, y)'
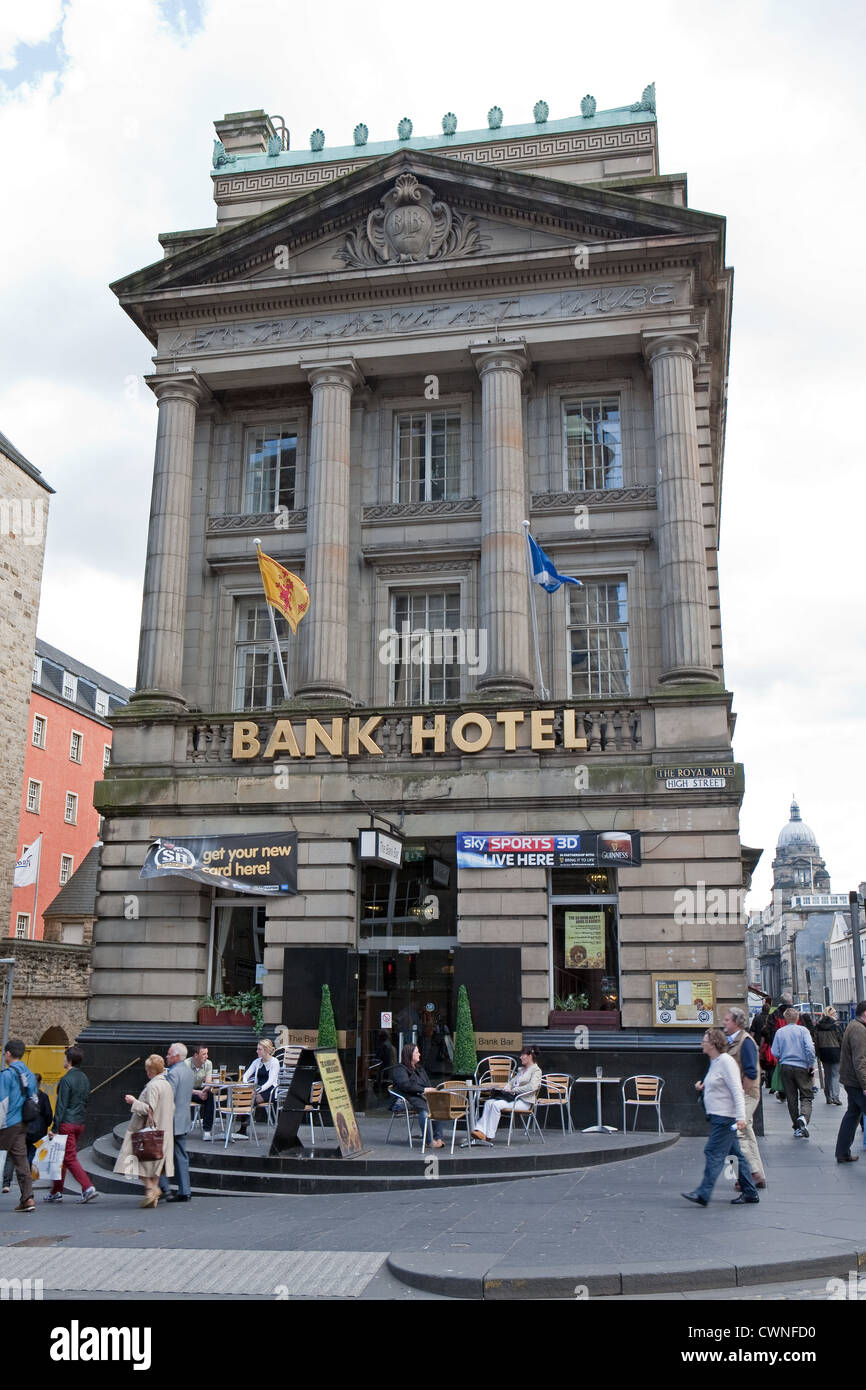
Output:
(207, 510), (308, 534)
(364, 555), (478, 574)
(363, 498), (480, 523)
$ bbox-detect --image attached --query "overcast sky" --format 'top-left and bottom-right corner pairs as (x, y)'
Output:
(1, 0), (863, 909)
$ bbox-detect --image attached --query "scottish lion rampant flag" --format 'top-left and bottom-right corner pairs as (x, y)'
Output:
(526, 531), (582, 593)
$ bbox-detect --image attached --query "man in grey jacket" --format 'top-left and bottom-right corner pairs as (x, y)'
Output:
(158, 1043), (195, 1201)
(835, 1001), (866, 1163)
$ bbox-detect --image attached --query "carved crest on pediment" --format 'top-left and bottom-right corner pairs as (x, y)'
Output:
(338, 173), (481, 269)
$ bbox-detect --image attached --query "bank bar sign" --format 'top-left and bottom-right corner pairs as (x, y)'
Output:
(457, 831), (641, 869)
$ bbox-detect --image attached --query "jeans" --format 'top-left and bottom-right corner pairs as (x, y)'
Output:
(781, 1065), (814, 1129)
(695, 1115), (759, 1202)
(835, 1085), (866, 1160)
(51, 1122), (92, 1194)
(402, 1096), (442, 1141)
(0, 1122), (32, 1202)
(822, 1062), (841, 1103)
(159, 1134), (191, 1197)
(3, 1140), (35, 1188)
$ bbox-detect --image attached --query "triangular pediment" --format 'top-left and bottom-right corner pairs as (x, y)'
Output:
(112, 148), (724, 334)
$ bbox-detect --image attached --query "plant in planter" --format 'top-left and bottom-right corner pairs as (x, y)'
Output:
(452, 984), (478, 1078)
(317, 984), (338, 1049)
(196, 990), (263, 1032)
(553, 992), (590, 1013)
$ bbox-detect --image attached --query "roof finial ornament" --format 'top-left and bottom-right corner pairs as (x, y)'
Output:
(397, 117), (413, 140)
(442, 112), (457, 135)
(310, 129), (325, 152)
(487, 106), (503, 129)
(353, 123), (368, 146)
(630, 82), (656, 113)
(533, 100), (549, 124)
(580, 95), (596, 118)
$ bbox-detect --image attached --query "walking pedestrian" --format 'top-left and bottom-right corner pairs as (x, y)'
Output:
(834, 1000), (866, 1164)
(43, 1046), (97, 1204)
(114, 1055), (175, 1207)
(723, 1007), (766, 1189)
(816, 1007), (844, 1106)
(682, 1028), (760, 1207)
(772, 1007), (817, 1137)
(3, 1072), (51, 1194)
(0, 1039), (37, 1213)
(158, 1043), (194, 1202)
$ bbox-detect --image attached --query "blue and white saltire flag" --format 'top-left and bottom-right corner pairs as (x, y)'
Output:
(526, 531), (582, 593)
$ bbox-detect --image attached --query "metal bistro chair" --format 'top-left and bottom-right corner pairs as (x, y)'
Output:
(421, 1085), (468, 1155)
(217, 1085), (261, 1148)
(537, 1074), (574, 1133)
(386, 1087), (425, 1148)
(506, 1090), (545, 1146)
(621, 1075), (665, 1133)
(304, 1081), (327, 1144)
(269, 1049), (304, 1127)
(474, 1054), (517, 1109)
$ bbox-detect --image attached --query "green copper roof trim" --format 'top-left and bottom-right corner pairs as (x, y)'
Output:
(211, 105), (656, 179)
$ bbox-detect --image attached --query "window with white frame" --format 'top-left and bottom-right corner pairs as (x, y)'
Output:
(26, 779), (41, 813)
(567, 580), (630, 697)
(62, 672), (78, 702)
(394, 411), (461, 503)
(564, 398), (622, 490)
(64, 792), (78, 825)
(33, 655), (42, 685)
(70, 730), (83, 762)
(32, 715), (47, 748)
(60, 854), (74, 885)
(15, 914), (29, 939)
(95, 690), (109, 716)
(390, 589), (462, 705)
(242, 426), (298, 513)
(234, 599), (290, 711)
(103, 744), (111, 770)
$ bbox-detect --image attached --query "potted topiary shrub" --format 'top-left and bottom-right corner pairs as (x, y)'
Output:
(452, 984), (478, 1079)
(317, 984), (338, 1049)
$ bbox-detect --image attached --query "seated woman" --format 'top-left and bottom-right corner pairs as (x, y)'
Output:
(392, 1044), (444, 1147)
(472, 1046), (543, 1144)
(236, 1039), (280, 1137)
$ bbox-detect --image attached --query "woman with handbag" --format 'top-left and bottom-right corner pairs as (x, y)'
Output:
(114, 1054), (175, 1208)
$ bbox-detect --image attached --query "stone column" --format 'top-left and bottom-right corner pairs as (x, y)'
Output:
(133, 375), (204, 709)
(643, 330), (717, 683)
(470, 344), (533, 696)
(296, 360), (360, 703)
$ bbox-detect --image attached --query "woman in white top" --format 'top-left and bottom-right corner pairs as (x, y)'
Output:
(682, 1028), (760, 1207)
(236, 1039), (280, 1137)
(471, 1047), (543, 1143)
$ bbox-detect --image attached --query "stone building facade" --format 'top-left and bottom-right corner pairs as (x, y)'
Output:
(0, 432), (53, 944)
(86, 95), (753, 1129)
(3, 938), (91, 1046)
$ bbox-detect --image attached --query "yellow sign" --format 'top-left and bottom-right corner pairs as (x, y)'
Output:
(564, 910), (606, 971)
(651, 973), (717, 1028)
(315, 1048), (363, 1157)
(231, 708), (588, 760)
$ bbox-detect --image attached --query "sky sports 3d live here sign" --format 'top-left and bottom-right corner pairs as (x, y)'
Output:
(456, 831), (641, 869)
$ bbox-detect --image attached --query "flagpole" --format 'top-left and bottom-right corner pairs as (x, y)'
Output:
(254, 539), (290, 701)
(31, 836), (41, 941)
(522, 521), (549, 701)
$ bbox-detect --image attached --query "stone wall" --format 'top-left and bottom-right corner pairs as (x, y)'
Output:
(3, 939), (91, 1045)
(0, 449), (49, 937)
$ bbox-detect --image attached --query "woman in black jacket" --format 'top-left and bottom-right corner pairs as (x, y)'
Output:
(392, 1044), (444, 1147)
(816, 1007), (844, 1105)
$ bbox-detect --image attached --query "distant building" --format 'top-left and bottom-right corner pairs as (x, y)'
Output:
(11, 640), (130, 939)
(0, 431), (53, 943)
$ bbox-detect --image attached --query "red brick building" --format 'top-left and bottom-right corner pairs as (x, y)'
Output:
(11, 640), (130, 940)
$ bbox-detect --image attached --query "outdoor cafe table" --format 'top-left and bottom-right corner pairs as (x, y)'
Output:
(574, 1074), (622, 1133)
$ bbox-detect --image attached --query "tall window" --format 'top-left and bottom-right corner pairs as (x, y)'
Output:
(568, 581), (629, 697)
(103, 744), (111, 770)
(15, 914), (29, 939)
(394, 412), (461, 502)
(62, 672), (78, 702)
(234, 600), (290, 710)
(95, 690), (109, 716)
(32, 715), (47, 748)
(243, 427), (297, 513)
(391, 590), (461, 705)
(70, 731), (83, 762)
(27, 780), (41, 813)
(33, 656), (42, 685)
(60, 855), (74, 885)
(564, 398), (622, 489)
(64, 792), (78, 825)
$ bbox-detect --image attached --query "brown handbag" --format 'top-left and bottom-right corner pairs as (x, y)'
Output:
(131, 1106), (164, 1161)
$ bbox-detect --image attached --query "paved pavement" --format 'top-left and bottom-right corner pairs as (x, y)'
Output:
(1, 1087), (864, 1300)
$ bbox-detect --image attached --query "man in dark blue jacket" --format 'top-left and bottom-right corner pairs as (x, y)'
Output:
(0, 1039), (37, 1212)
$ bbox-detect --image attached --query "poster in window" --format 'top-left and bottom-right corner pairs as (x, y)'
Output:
(564, 910), (606, 971)
(651, 973), (717, 1027)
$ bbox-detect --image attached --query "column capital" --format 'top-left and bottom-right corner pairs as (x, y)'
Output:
(145, 372), (208, 407)
(302, 358), (364, 392)
(641, 327), (701, 369)
(470, 341), (528, 379)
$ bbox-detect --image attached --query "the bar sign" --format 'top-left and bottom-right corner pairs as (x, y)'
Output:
(358, 829), (403, 868)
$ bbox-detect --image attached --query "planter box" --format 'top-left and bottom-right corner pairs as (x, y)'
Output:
(548, 1010), (621, 1030)
(197, 1008), (254, 1027)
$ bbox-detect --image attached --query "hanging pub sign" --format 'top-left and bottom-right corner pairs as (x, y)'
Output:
(357, 828), (404, 868)
(456, 831), (641, 869)
(140, 832), (298, 895)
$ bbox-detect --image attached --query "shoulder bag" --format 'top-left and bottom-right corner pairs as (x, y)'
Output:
(131, 1105), (164, 1161)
